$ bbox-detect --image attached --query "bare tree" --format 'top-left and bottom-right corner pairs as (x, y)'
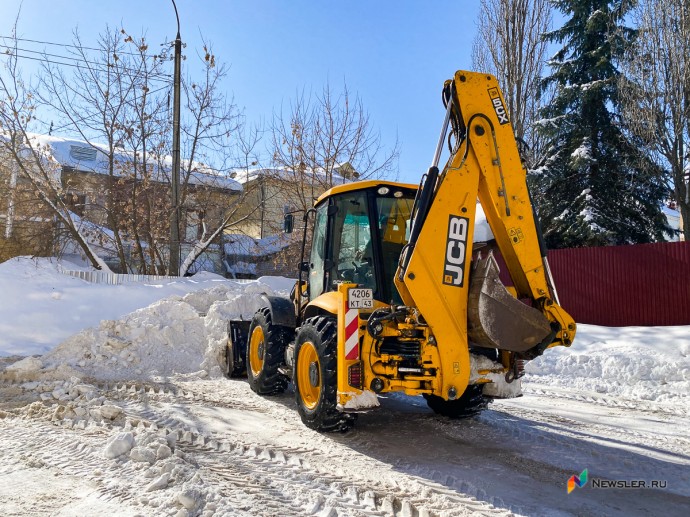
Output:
(37, 27), (173, 273)
(270, 82), (399, 213)
(179, 120), (264, 276)
(619, 0), (690, 239)
(29, 26), (255, 275)
(0, 30), (111, 271)
(1, 19), (262, 276)
(472, 0), (552, 165)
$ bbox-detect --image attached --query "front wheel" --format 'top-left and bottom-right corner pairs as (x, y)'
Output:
(246, 307), (289, 395)
(424, 385), (490, 418)
(294, 316), (355, 432)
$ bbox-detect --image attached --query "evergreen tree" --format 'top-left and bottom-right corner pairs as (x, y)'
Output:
(532, 0), (670, 248)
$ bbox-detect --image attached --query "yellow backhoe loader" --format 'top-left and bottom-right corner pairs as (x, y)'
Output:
(226, 70), (576, 431)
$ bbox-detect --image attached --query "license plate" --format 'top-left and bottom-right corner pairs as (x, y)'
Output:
(348, 288), (373, 309)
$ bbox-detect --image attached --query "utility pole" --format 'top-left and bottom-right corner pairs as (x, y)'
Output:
(169, 0), (182, 275)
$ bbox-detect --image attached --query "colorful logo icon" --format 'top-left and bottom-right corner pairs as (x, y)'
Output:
(568, 469), (589, 494)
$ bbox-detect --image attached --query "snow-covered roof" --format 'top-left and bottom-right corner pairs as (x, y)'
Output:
(231, 166), (350, 186)
(0, 132), (63, 187)
(223, 233), (292, 257)
(9, 133), (242, 192)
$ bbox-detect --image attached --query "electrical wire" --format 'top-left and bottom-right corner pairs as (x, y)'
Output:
(0, 44), (172, 84)
(0, 34), (169, 59)
(0, 43), (171, 77)
(0, 35), (185, 141)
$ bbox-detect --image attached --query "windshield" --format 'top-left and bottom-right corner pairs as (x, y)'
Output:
(375, 193), (414, 303)
(308, 186), (416, 303)
(332, 191), (376, 290)
(331, 187), (416, 302)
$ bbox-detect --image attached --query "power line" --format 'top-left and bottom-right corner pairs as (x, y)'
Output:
(0, 34), (183, 138)
(0, 34), (170, 59)
(0, 45), (173, 84)
(0, 43), (172, 80)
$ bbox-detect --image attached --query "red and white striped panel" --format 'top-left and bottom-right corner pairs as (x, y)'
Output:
(344, 308), (359, 360)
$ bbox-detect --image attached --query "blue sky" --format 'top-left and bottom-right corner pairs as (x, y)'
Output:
(1, 0), (484, 184)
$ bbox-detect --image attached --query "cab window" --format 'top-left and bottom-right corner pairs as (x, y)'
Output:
(331, 192), (376, 291)
(308, 202), (329, 300)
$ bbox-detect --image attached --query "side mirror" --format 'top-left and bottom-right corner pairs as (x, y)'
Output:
(283, 213), (294, 233)
(299, 261), (310, 273)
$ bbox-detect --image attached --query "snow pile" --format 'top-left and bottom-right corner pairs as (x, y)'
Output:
(23, 277), (295, 382)
(527, 324), (690, 404)
(40, 298), (210, 381)
(341, 390), (380, 410)
(0, 257), (238, 357)
(473, 202), (494, 242)
(0, 256), (295, 382)
(470, 354), (522, 399)
(223, 233), (293, 257)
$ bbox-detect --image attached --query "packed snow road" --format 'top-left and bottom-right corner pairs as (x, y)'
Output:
(0, 373), (688, 516)
(1, 259), (688, 516)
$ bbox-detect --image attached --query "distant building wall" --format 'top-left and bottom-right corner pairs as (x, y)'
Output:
(0, 159), (55, 260)
(227, 170), (348, 240)
(548, 241), (690, 326)
(227, 177), (305, 239)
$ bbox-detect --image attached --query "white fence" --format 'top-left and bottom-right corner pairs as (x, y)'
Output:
(59, 268), (255, 285)
(60, 269), (173, 285)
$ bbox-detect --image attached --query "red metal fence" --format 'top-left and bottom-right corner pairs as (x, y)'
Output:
(547, 241), (690, 327)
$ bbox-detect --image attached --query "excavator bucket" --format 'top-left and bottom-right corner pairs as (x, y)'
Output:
(468, 253), (552, 352)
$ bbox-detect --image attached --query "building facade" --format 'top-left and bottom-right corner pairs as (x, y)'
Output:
(1, 134), (241, 273)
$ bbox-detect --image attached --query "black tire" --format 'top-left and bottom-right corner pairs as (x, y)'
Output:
(424, 385), (490, 418)
(293, 316), (355, 432)
(246, 307), (289, 395)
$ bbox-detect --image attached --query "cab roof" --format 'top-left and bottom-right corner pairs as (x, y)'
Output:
(315, 180), (418, 205)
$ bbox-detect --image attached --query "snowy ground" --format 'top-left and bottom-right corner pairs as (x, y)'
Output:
(0, 257), (688, 516)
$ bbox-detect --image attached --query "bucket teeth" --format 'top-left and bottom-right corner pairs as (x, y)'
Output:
(468, 253), (551, 352)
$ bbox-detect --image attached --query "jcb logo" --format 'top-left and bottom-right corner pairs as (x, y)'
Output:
(488, 87), (509, 125)
(443, 215), (469, 287)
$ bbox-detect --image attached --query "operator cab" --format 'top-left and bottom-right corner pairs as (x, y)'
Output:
(306, 182), (417, 305)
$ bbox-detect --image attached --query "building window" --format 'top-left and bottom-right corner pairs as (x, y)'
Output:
(69, 145), (97, 161)
(62, 192), (87, 217)
(185, 209), (206, 242)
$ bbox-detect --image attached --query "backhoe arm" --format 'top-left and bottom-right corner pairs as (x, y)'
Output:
(395, 71), (575, 398)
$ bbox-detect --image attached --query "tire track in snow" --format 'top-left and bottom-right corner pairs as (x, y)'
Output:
(0, 417), (146, 510)
(96, 380), (274, 415)
(523, 385), (688, 416)
(512, 388), (690, 457)
(103, 382), (513, 517)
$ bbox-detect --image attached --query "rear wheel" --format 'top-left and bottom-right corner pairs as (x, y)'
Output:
(424, 385), (490, 418)
(246, 307), (289, 395)
(294, 316), (355, 432)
